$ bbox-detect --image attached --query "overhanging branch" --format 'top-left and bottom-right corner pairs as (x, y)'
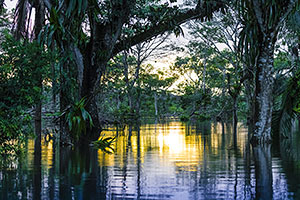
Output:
(112, 1), (226, 56)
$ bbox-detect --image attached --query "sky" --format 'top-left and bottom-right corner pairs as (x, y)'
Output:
(4, 0), (16, 10)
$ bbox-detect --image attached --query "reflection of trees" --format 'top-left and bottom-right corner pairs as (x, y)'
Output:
(243, 140), (253, 198)
(121, 124), (132, 197)
(58, 146), (72, 199)
(57, 144), (104, 199)
(195, 121), (211, 135)
(33, 136), (41, 200)
(0, 141), (33, 199)
(0, 137), (108, 200)
(137, 126), (141, 200)
(253, 144), (273, 200)
(201, 134), (210, 199)
(48, 138), (58, 200)
(279, 136), (300, 198)
(181, 121), (252, 199)
(6, 121), (295, 199)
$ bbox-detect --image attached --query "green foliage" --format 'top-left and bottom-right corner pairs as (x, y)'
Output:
(0, 112), (29, 156)
(64, 97), (93, 142)
(180, 114), (189, 122)
(0, 29), (54, 155)
(38, 0), (88, 47)
(172, 47), (232, 121)
(0, 35), (52, 106)
(92, 136), (116, 154)
(238, 0), (296, 66)
(100, 54), (180, 121)
(272, 69), (300, 136)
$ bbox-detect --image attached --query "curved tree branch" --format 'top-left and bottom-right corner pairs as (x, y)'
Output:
(112, 1), (226, 56)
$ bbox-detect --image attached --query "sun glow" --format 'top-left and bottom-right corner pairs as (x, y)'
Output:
(158, 128), (185, 155)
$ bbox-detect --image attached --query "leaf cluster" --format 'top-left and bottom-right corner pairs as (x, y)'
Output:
(63, 97), (93, 142)
(92, 136), (115, 154)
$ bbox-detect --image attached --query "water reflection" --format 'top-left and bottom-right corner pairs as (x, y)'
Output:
(0, 121), (300, 199)
(253, 145), (272, 200)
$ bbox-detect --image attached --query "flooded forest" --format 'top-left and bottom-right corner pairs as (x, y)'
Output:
(1, 0), (300, 199)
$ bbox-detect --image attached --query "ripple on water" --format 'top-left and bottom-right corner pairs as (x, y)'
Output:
(1, 122), (300, 199)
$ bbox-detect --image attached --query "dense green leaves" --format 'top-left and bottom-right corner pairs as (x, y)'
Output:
(0, 30), (55, 155)
(63, 97), (93, 142)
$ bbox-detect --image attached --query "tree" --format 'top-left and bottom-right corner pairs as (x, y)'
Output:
(186, 9), (246, 137)
(36, 0), (227, 142)
(12, 0), (46, 139)
(271, 11), (300, 137)
(238, 0), (297, 144)
(172, 50), (216, 120)
(140, 65), (177, 118)
(0, 32), (53, 155)
(112, 34), (170, 119)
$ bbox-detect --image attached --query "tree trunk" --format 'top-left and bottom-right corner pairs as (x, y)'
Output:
(136, 86), (141, 117)
(80, 43), (108, 143)
(154, 92), (158, 118)
(35, 100), (42, 137)
(80, 79), (102, 143)
(233, 96), (238, 148)
(59, 55), (73, 145)
(251, 35), (276, 145)
(202, 58), (207, 94)
(128, 89), (134, 115)
(33, 0), (45, 138)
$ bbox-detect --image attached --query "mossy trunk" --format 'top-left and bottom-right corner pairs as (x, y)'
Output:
(251, 35), (277, 145)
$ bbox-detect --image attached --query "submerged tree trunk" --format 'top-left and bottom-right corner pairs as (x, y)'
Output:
(202, 59), (207, 94)
(59, 55), (73, 145)
(251, 35), (277, 144)
(136, 85), (141, 117)
(227, 73), (240, 147)
(81, 71), (103, 142)
(80, 42), (109, 142)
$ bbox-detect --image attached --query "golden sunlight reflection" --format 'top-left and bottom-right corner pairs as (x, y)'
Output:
(27, 138), (54, 169)
(24, 121), (247, 174)
(98, 121), (248, 172)
(2, 121), (299, 200)
(158, 129), (185, 154)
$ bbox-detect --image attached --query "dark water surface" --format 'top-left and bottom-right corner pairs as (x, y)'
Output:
(1, 121), (300, 200)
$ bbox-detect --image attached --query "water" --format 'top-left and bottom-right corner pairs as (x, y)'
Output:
(1, 121), (300, 200)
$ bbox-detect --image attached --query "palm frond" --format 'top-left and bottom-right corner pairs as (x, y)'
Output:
(0, 0), (5, 11)
(272, 109), (297, 138)
(272, 70), (300, 137)
(13, 0), (32, 39)
(92, 136), (116, 154)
